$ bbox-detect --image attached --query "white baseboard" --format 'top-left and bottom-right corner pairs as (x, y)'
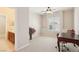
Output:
(16, 43), (30, 51)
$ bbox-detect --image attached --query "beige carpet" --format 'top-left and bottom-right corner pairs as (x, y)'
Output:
(0, 39), (15, 52)
(17, 36), (79, 52)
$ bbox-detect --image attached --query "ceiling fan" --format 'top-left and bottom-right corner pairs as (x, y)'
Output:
(41, 7), (53, 14)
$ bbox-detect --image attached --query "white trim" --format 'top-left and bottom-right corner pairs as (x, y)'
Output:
(16, 43), (30, 51)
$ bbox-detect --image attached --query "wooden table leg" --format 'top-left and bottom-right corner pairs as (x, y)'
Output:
(57, 40), (60, 52)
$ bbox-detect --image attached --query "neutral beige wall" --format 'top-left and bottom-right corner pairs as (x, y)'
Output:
(63, 9), (74, 31)
(15, 8), (29, 50)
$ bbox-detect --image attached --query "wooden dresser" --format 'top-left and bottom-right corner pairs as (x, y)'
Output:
(8, 32), (15, 44)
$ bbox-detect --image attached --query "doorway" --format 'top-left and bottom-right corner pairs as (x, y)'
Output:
(0, 7), (15, 51)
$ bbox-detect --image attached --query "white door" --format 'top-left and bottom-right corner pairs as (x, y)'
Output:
(0, 15), (6, 39)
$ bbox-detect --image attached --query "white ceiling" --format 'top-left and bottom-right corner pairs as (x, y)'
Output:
(29, 7), (73, 14)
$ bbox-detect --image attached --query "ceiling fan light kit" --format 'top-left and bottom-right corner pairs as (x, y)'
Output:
(41, 7), (53, 14)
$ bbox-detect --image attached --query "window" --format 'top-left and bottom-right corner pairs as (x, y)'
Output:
(47, 12), (62, 32)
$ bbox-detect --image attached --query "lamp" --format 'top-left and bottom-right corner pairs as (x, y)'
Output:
(41, 7), (53, 14)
